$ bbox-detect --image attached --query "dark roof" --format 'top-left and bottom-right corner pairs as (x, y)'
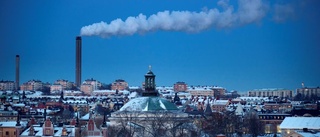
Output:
(145, 70), (155, 76)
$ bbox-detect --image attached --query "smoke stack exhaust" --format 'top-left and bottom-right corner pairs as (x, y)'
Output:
(15, 55), (20, 90)
(75, 36), (82, 88)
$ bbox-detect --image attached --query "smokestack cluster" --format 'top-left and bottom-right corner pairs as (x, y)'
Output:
(80, 0), (268, 38)
(75, 36), (82, 88)
(15, 55), (20, 90)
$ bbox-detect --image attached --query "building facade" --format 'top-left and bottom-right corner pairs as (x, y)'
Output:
(258, 114), (291, 134)
(173, 82), (188, 92)
(0, 80), (15, 91)
(296, 87), (320, 98)
(81, 84), (94, 95)
(111, 79), (128, 90)
(212, 87), (226, 98)
(187, 86), (214, 96)
(20, 80), (43, 91)
(248, 88), (293, 98)
(80, 79), (102, 95)
(50, 84), (63, 93)
(55, 79), (73, 90)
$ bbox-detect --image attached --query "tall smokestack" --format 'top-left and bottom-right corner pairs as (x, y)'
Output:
(76, 36), (82, 88)
(15, 55), (20, 90)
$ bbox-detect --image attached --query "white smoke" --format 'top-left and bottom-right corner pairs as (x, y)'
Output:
(80, 0), (268, 37)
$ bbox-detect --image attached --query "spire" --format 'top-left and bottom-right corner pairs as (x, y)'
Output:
(16, 113), (21, 126)
(44, 109), (47, 121)
(59, 91), (64, 102)
(204, 98), (212, 116)
(76, 111), (80, 127)
(143, 65), (157, 96)
(101, 112), (107, 127)
(28, 125), (35, 136)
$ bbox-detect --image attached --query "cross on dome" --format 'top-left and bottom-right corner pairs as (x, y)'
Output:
(149, 65), (152, 71)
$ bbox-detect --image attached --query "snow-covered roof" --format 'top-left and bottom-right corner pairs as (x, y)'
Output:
(156, 86), (173, 90)
(295, 130), (320, 137)
(187, 87), (213, 91)
(63, 100), (87, 104)
(0, 121), (27, 127)
(64, 90), (82, 93)
(119, 97), (178, 112)
(80, 113), (90, 120)
(235, 103), (244, 116)
(20, 125), (75, 136)
(213, 100), (229, 105)
(129, 86), (140, 90)
(93, 89), (130, 94)
(12, 104), (25, 107)
(249, 88), (289, 91)
(26, 91), (43, 98)
(280, 117), (320, 129)
(128, 92), (138, 98)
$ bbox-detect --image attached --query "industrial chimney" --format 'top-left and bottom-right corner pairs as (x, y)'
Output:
(15, 55), (20, 90)
(75, 36), (82, 88)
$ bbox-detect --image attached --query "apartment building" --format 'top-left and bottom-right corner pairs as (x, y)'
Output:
(187, 86), (217, 97)
(248, 88), (293, 98)
(111, 79), (128, 90)
(0, 80), (15, 91)
(296, 87), (320, 98)
(173, 82), (188, 92)
(20, 80), (43, 91)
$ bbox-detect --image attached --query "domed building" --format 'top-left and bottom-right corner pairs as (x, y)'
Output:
(108, 66), (195, 137)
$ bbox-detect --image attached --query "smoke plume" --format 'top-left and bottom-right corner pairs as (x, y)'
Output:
(80, 0), (268, 37)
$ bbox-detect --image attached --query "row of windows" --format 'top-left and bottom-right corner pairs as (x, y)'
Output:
(4, 131), (16, 135)
(259, 116), (285, 120)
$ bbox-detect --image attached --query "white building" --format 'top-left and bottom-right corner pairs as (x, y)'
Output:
(280, 117), (320, 137)
(0, 80), (16, 91)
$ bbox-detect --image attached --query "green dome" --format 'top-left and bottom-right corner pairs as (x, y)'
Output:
(119, 97), (178, 111)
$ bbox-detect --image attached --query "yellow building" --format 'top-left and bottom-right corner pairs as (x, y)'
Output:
(0, 121), (26, 137)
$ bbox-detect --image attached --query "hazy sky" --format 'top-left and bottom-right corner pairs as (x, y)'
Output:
(1, 0), (319, 92)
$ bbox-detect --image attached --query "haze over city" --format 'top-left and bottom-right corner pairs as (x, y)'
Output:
(1, 0), (320, 92)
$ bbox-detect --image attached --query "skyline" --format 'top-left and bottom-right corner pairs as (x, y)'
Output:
(1, 0), (320, 92)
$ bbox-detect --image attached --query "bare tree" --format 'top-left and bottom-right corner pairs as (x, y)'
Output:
(111, 110), (195, 137)
(113, 111), (140, 137)
(243, 111), (263, 137)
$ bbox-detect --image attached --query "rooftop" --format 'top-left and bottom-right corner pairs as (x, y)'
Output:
(280, 117), (320, 129)
(119, 97), (178, 112)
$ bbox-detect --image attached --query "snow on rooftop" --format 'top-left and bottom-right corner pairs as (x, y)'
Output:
(12, 104), (25, 107)
(64, 90), (82, 93)
(81, 113), (90, 120)
(295, 130), (320, 136)
(159, 100), (166, 110)
(280, 117), (320, 129)
(213, 100), (229, 105)
(0, 121), (27, 127)
(119, 97), (178, 112)
(129, 86), (140, 89)
(26, 91), (43, 98)
(63, 100), (87, 104)
(128, 92), (138, 98)
(249, 88), (288, 91)
(20, 125), (75, 136)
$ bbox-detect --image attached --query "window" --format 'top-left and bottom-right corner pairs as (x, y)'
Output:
(6, 131), (9, 135)
(46, 129), (51, 135)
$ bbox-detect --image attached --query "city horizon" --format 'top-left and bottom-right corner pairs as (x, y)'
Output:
(1, 0), (320, 92)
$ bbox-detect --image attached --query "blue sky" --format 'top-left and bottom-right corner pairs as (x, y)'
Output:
(1, 0), (319, 92)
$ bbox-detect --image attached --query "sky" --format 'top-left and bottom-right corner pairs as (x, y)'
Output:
(1, 0), (320, 92)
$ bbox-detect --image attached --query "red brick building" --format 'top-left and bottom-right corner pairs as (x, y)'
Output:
(174, 82), (188, 92)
